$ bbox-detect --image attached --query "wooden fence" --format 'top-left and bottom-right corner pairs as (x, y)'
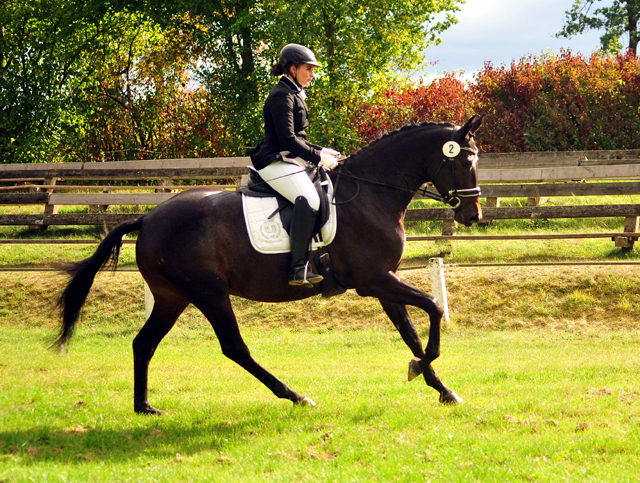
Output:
(415, 149), (640, 249)
(0, 158), (246, 227)
(1, 149), (640, 249)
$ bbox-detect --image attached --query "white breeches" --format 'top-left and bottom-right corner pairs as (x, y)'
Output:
(257, 161), (320, 211)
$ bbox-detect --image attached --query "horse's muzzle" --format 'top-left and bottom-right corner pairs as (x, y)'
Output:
(454, 199), (483, 226)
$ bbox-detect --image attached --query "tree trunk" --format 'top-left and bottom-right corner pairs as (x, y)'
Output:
(323, 15), (338, 109)
(627, 0), (639, 55)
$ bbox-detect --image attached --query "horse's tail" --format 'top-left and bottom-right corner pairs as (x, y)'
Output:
(54, 216), (144, 350)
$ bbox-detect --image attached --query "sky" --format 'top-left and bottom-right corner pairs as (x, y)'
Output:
(421, 0), (612, 79)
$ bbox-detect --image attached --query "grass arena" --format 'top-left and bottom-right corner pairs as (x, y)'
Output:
(1, 220), (640, 481)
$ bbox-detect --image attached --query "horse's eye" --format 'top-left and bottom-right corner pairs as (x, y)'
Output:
(459, 156), (474, 169)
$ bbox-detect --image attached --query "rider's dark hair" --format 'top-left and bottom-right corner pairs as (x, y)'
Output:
(270, 62), (297, 76)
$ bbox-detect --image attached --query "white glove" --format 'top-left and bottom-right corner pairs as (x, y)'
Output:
(319, 147), (340, 170)
(322, 147), (341, 157)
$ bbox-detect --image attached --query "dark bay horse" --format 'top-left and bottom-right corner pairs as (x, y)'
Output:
(56, 116), (483, 414)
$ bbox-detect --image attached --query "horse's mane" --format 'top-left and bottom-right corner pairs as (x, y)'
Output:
(346, 121), (456, 161)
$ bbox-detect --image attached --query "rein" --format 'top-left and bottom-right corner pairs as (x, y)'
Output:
(332, 144), (481, 209)
(248, 128), (482, 210)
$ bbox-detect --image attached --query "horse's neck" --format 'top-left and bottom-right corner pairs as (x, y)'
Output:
(338, 149), (423, 216)
(350, 127), (439, 185)
(335, 124), (451, 227)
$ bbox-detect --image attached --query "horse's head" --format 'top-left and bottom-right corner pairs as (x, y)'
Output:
(430, 115), (484, 227)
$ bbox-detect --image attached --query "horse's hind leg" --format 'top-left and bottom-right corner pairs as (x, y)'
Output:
(379, 298), (462, 404)
(194, 294), (314, 406)
(132, 291), (189, 414)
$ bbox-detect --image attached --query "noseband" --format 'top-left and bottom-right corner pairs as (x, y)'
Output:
(418, 130), (482, 209)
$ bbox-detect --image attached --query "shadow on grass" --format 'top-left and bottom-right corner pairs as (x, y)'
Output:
(0, 225), (107, 240)
(0, 414), (263, 464)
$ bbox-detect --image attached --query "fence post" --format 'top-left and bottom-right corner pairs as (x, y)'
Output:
(429, 257), (449, 323)
(479, 197), (500, 224)
(29, 177), (58, 230)
(441, 220), (455, 236)
(615, 216), (639, 252)
(144, 280), (154, 320)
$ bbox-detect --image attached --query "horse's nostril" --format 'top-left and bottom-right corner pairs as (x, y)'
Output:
(464, 214), (480, 226)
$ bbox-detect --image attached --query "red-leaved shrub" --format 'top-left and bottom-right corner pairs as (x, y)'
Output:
(353, 50), (640, 153)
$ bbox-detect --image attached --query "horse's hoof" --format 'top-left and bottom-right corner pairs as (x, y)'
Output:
(135, 404), (166, 415)
(439, 391), (463, 405)
(296, 396), (317, 407)
(408, 357), (423, 381)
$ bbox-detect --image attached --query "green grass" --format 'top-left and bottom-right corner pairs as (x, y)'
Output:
(2, 220), (640, 268)
(0, 327), (639, 482)
(2, 194), (640, 481)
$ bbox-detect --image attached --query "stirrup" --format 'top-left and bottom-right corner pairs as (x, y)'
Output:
(289, 262), (323, 287)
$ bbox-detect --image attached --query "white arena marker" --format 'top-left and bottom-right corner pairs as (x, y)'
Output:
(429, 258), (450, 323)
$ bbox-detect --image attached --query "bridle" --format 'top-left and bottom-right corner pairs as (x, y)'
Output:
(333, 129), (482, 209)
(417, 146), (481, 209)
(417, 129), (482, 209)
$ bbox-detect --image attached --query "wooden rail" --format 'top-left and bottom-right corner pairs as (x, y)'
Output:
(1, 150), (640, 250)
(0, 157), (249, 180)
(0, 157), (247, 230)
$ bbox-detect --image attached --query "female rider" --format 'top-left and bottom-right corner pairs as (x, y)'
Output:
(251, 43), (341, 287)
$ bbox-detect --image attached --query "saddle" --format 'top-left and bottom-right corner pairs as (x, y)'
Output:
(240, 165), (331, 237)
(239, 166), (345, 298)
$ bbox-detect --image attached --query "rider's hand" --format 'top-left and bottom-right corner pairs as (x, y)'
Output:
(319, 147), (340, 170)
(322, 147), (341, 157)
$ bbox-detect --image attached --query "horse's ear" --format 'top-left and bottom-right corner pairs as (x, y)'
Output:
(457, 115), (484, 141)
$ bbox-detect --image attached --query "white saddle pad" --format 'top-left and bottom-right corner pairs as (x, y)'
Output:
(242, 181), (337, 255)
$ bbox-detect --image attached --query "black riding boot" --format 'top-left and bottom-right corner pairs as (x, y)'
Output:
(288, 196), (324, 287)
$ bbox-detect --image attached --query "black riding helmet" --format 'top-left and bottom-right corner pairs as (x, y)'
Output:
(279, 44), (320, 68)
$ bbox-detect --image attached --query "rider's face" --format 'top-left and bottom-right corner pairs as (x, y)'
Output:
(291, 63), (315, 87)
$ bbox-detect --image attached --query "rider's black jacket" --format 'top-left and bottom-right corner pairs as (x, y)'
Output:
(251, 76), (322, 170)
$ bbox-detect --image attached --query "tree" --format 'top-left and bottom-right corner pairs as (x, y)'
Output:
(149, 0), (464, 154)
(1, 0), (464, 162)
(258, 0), (464, 152)
(62, 12), (235, 161)
(557, 0), (640, 55)
(0, 0), (135, 162)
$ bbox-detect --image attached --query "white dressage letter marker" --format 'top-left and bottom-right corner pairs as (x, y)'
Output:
(429, 257), (450, 323)
(443, 141), (461, 158)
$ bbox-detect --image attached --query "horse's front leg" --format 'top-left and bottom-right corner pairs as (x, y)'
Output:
(360, 272), (462, 404)
(379, 299), (462, 404)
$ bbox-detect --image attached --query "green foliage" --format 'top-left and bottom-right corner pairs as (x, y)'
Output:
(0, 0), (122, 163)
(170, 0), (465, 154)
(272, 0), (463, 152)
(181, 2), (272, 154)
(557, 0), (640, 55)
(60, 12), (236, 161)
(1, 0), (464, 162)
